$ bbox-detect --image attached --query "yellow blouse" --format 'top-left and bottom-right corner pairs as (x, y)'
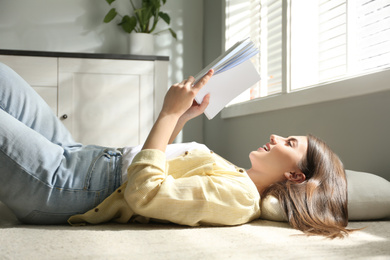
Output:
(68, 149), (261, 226)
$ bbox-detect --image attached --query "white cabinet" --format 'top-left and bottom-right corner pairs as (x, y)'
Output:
(0, 53), (168, 148)
(58, 58), (155, 147)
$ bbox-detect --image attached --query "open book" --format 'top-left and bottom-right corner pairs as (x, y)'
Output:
(194, 38), (261, 119)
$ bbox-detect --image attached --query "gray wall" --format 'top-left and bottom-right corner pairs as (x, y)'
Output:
(202, 0), (390, 181)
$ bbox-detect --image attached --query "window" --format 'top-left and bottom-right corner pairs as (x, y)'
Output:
(224, 0), (390, 115)
(291, 0), (390, 90)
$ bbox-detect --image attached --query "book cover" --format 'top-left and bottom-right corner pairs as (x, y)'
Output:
(194, 38), (261, 119)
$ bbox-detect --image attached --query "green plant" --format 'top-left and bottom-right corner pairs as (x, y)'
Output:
(103, 0), (177, 39)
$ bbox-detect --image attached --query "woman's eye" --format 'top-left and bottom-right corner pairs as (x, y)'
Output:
(287, 139), (293, 147)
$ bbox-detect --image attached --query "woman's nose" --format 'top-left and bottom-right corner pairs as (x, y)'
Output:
(270, 134), (277, 144)
(270, 134), (285, 144)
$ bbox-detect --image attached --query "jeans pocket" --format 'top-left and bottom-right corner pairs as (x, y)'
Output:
(84, 148), (121, 193)
(84, 152), (110, 191)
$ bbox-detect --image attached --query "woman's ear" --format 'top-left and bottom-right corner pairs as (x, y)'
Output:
(284, 171), (306, 183)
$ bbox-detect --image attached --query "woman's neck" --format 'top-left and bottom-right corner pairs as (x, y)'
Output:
(246, 168), (268, 196)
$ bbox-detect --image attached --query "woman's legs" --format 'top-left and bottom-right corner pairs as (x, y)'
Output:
(0, 63), (122, 224)
(0, 62), (77, 147)
(0, 109), (65, 220)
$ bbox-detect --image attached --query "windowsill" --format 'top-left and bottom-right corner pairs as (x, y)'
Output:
(221, 68), (390, 119)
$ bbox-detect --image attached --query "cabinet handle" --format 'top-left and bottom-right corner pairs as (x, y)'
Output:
(62, 114), (68, 120)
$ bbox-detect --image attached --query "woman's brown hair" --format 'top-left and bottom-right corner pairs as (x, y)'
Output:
(263, 134), (353, 239)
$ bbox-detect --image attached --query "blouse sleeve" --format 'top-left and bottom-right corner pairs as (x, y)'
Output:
(124, 149), (260, 226)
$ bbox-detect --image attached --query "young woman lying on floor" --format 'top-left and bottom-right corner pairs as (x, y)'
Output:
(0, 62), (351, 238)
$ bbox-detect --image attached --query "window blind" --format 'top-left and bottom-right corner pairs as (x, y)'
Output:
(356, 0), (390, 71)
(226, 0), (390, 100)
(225, 0), (261, 103)
(265, 0), (283, 95)
(225, 0), (282, 103)
(291, 0), (390, 90)
(318, 0), (347, 81)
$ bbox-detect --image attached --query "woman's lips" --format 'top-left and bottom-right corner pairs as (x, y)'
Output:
(258, 143), (270, 152)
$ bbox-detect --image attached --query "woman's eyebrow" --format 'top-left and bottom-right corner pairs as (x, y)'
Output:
(289, 137), (299, 147)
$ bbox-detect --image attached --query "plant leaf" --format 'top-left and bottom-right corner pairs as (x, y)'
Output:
(104, 8), (117, 23)
(152, 0), (161, 9)
(118, 15), (137, 33)
(169, 28), (177, 39)
(106, 0), (115, 5)
(159, 12), (170, 24)
(135, 8), (152, 32)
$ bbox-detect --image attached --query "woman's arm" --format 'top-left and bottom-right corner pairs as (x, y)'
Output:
(168, 94), (210, 144)
(142, 70), (213, 151)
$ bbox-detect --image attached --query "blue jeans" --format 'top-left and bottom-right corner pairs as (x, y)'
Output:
(0, 62), (122, 224)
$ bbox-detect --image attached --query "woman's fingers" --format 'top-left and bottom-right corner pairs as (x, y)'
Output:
(193, 69), (214, 91)
(198, 93), (210, 110)
(161, 70), (213, 117)
(177, 69), (213, 93)
(185, 76), (195, 86)
(174, 75), (195, 89)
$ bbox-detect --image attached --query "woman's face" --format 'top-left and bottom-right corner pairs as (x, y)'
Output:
(248, 134), (308, 185)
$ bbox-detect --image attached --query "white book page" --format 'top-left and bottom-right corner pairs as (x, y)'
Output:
(195, 59), (260, 119)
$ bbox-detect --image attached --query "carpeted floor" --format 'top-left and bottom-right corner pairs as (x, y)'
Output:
(1, 202), (389, 260)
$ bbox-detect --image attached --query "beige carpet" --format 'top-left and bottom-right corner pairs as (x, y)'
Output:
(1, 203), (389, 260)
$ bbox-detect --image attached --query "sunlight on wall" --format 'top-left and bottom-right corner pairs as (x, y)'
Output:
(155, 6), (184, 142)
(155, 6), (184, 86)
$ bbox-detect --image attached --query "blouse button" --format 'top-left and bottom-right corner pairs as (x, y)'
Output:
(184, 151), (189, 156)
(117, 189), (122, 193)
(238, 169), (244, 173)
(210, 150), (214, 154)
(94, 208), (99, 212)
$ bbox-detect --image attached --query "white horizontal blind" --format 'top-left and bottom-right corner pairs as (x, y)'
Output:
(265, 0), (283, 95)
(226, 0), (390, 104)
(225, 0), (261, 103)
(225, 0), (283, 104)
(225, 0), (261, 49)
(318, 0), (347, 81)
(355, 0), (390, 71)
(291, 0), (390, 90)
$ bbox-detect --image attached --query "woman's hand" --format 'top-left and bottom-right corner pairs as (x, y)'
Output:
(161, 70), (214, 118)
(168, 94), (210, 144)
(143, 70), (213, 151)
(180, 94), (210, 122)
